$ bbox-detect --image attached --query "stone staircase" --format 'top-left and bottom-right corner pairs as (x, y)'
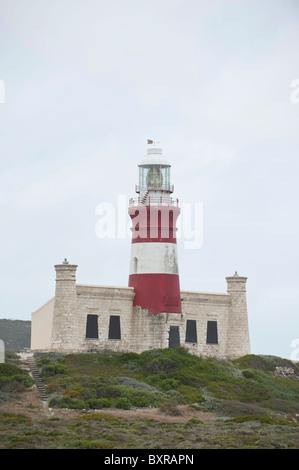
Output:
(26, 354), (47, 401)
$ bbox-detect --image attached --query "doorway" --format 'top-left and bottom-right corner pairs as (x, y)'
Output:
(168, 326), (180, 349)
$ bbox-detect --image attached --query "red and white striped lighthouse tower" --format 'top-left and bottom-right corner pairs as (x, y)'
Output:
(128, 146), (182, 315)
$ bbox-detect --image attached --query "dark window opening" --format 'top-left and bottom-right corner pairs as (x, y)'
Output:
(169, 326), (180, 349)
(108, 315), (121, 340)
(158, 210), (161, 239)
(168, 210), (174, 241)
(206, 321), (218, 344)
(86, 314), (98, 339)
(185, 320), (197, 343)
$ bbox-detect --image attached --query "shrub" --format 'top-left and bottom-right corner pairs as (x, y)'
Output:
(34, 352), (65, 364)
(46, 382), (61, 394)
(104, 385), (122, 398)
(64, 387), (81, 398)
(67, 399), (85, 409)
(130, 396), (150, 408)
(172, 370), (199, 387)
(0, 391), (19, 404)
(0, 364), (34, 392)
(159, 378), (179, 391)
(41, 363), (68, 377)
(118, 352), (140, 364)
(233, 354), (299, 375)
(187, 418), (202, 424)
(0, 364), (22, 377)
(114, 376), (158, 393)
(49, 396), (85, 409)
(176, 385), (203, 404)
(37, 358), (51, 365)
(86, 398), (112, 409)
(4, 351), (21, 366)
(121, 361), (139, 373)
(242, 370), (256, 379)
(203, 399), (269, 417)
(149, 359), (176, 373)
(159, 402), (182, 416)
(115, 397), (131, 410)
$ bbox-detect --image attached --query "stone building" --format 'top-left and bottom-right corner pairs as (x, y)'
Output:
(31, 147), (250, 359)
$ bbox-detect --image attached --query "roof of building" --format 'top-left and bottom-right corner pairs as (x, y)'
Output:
(139, 148), (170, 167)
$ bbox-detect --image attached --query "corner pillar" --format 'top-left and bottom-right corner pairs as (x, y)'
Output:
(51, 259), (78, 351)
(225, 271), (250, 359)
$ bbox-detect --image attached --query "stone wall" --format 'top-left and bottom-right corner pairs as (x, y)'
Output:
(225, 273), (250, 359)
(181, 291), (230, 358)
(51, 262), (79, 351)
(32, 262), (250, 359)
(75, 284), (135, 352)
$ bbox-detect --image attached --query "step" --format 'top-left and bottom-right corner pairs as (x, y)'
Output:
(26, 356), (47, 401)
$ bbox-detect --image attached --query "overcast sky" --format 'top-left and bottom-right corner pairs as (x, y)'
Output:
(0, 0), (298, 359)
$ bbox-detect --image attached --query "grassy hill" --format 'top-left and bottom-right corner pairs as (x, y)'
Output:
(35, 347), (299, 418)
(0, 319), (31, 351)
(1, 348), (299, 448)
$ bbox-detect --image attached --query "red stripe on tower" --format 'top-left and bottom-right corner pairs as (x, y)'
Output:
(128, 147), (182, 314)
(128, 205), (180, 244)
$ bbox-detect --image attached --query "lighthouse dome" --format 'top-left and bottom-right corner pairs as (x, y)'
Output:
(139, 148), (170, 167)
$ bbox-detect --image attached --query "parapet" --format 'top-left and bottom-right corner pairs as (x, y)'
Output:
(54, 258), (78, 282)
(226, 271), (247, 292)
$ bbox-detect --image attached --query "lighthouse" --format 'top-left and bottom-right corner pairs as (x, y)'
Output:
(31, 141), (250, 358)
(128, 146), (182, 315)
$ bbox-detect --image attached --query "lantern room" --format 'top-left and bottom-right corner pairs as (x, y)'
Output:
(136, 148), (173, 193)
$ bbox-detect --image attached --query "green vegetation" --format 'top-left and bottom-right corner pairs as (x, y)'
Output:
(233, 354), (299, 373)
(0, 410), (298, 449)
(0, 348), (299, 448)
(33, 347), (299, 417)
(0, 352), (34, 403)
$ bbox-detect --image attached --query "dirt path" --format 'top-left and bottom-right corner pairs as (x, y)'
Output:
(89, 405), (215, 423)
(0, 386), (215, 422)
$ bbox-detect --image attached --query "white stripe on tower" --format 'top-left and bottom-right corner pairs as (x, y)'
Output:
(129, 242), (179, 275)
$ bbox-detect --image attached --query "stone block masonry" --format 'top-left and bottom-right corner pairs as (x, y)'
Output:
(31, 262), (250, 360)
(225, 273), (250, 359)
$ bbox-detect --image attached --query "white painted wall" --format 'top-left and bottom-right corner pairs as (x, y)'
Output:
(129, 242), (179, 274)
(31, 297), (55, 350)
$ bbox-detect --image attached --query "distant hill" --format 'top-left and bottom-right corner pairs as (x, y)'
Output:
(0, 319), (31, 351)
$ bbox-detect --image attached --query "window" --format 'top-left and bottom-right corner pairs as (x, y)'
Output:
(185, 320), (197, 343)
(108, 315), (121, 340)
(206, 321), (218, 344)
(139, 165), (171, 191)
(86, 314), (98, 339)
(168, 326), (180, 349)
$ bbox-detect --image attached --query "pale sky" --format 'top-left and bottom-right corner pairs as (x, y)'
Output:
(0, 0), (299, 359)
